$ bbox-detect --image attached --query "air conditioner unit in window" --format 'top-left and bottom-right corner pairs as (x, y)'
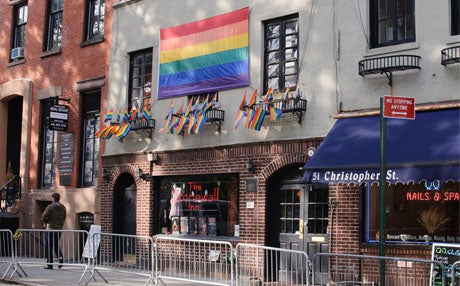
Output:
(11, 47), (25, 59)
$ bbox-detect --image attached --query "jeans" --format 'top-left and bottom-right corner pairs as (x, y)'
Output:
(44, 231), (63, 266)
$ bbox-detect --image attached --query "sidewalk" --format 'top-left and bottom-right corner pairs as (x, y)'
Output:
(0, 264), (214, 286)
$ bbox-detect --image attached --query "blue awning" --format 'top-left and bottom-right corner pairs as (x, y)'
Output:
(302, 108), (460, 184)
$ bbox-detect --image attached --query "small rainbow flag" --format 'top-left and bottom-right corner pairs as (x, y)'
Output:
(264, 87), (273, 102)
(249, 108), (265, 131)
(159, 7), (249, 99)
(142, 106), (151, 124)
(248, 89), (257, 108)
(129, 108), (139, 121)
(194, 114), (208, 134)
(115, 123), (132, 139)
(95, 126), (107, 138)
(104, 109), (113, 122)
(269, 106), (282, 122)
(239, 90), (247, 110)
(123, 108), (130, 122)
(233, 109), (246, 130)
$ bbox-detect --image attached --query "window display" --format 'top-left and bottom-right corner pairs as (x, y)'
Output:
(158, 175), (239, 237)
(364, 181), (459, 244)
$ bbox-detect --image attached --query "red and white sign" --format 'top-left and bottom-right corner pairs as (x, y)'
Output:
(383, 95), (415, 120)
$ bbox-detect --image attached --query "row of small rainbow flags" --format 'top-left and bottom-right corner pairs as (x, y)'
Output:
(95, 105), (152, 139)
(234, 85), (301, 131)
(96, 85), (301, 139)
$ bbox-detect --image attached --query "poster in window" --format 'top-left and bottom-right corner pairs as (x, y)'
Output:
(171, 217), (180, 235)
(199, 217), (207, 236)
(180, 217), (189, 235)
(207, 217), (217, 236)
(189, 217), (198, 236)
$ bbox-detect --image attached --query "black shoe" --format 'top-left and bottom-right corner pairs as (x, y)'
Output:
(44, 265), (53, 270)
(58, 258), (63, 269)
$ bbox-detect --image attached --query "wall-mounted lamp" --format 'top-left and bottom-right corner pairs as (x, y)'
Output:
(101, 168), (110, 180)
(147, 152), (159, 164)
(135, 167), (152, 181)
(246, 158), (255, 173)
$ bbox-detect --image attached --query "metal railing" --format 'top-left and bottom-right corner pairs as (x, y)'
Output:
(0, 229), (14, 279)
(84, 232), (155, 286)
(235, 243), (310, 286)
(0, 175), (21, 212)
(312, 252), (446, 286)
(10, 229), (90, 283)
(154, 236), (233, 286)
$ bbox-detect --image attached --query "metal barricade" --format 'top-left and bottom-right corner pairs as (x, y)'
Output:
(312, 252), (446, 285)
(154, 236), (233, 286)
(452, 260), (460, 286)
(0, 229), (15, 279)
(85, 232), (155, 286)
(235, 243), (310, 286)
(12, 229), (89, 282)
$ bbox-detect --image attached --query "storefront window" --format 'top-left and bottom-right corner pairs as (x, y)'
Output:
(365, 181), (459, 244)
(157, 174), (239, 237)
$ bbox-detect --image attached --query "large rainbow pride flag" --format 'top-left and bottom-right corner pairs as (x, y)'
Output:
(158, 7), (249, 99)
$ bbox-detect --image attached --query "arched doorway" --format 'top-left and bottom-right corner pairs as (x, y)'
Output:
(113, 173), (136, 262)
(266, 163), (329, 283)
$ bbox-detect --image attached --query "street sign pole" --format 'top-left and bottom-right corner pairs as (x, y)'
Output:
(379, 96), (387, 284)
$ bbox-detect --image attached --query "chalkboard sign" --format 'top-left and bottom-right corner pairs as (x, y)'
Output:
(431, 243), (460, 286)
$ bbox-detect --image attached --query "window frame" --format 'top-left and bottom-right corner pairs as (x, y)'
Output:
(12, 2), (28, 50)
(263, 14), (299, 95)
(40, 99), (57, 188)
(45, 0), (63, 51)
(369, 0), (416, 48)
(85, 0), (105, 41)
(362, 181), (460, 245)
(128, 49), (153, 111)
(80, 90), (101, 187)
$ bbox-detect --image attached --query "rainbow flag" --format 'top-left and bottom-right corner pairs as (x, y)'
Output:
(248, 89), (257, 108)
(233, 109), (246, 130)
(95, 126), (107, 138)
(142, 106), (151, 124)
(239, 90), (247, 110)
(115, 123), (132, 139)
(123, 108), (130, 122)
(129, 108), (139, 121)
(269, 106), (282, 122)
(194, 114), (208, 134)
(159, 7), (249, 99)
(116, 109), (122, 122)
(249, 108), (266, 131)
(104, 109), (113, 122)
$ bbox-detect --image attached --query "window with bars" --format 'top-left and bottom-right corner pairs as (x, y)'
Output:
(279, 188), (300, 234)
(263, 14), (299, 94)
(12, 3), (28, 50)
(40, 100), (57, 188)
(45, 0), (63, 50)
(85, 0), (105, 40)
(128, 49), (153, 111)
(369, 0), (415, 48)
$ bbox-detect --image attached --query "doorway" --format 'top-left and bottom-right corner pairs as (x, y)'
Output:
(6, 97), (23, 176)
(266, 165), (329, 283)
(113, 173), (136, 262)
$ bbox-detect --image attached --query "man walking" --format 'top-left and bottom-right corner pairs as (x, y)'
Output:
(42, 193), (66, 269)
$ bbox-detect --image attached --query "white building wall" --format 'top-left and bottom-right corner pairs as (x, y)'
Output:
(105, 0), (460, 155)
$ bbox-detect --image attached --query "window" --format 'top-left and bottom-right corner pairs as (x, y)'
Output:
(363, 181), (460, 244)
(85, 0), (105, 40)
(263, 15), (299, 94)
(369, 0), (415, 48)
(40, 100), (57, 188)
(157, 175), (239, 237)
(452, 0), (460, 35)
(80, 91), (100, 187)
(129, 50), (152, 110)
(12, 3), (28, 50)
(280, 189), (300, 234)
(45, 0), (63, 51)
(307, 186), (329, 234)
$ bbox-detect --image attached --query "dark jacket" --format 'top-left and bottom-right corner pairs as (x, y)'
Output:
(42, 202), (66, 230)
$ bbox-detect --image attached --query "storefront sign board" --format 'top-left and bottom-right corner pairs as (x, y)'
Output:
(430, 243), (460, 286)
